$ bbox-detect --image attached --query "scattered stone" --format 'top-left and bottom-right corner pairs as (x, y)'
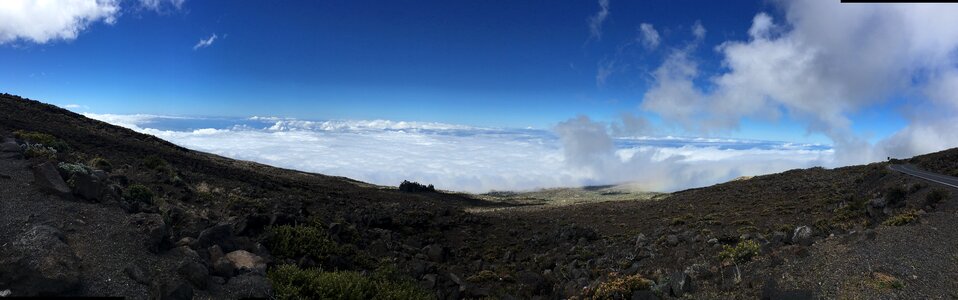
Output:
(792, 226), (813, 246)
(669, 271), (693, 297)
(224, 250), (267, 274)
(177, 261), (210, 290)
(631, 290), (659, 300)
(209, 245), (224, 264)
(0, 225), (80, 296)
(421, 274), (438, 289)
(423, 244), (446, 262)
(124, 264), (152, 285)
(666, 235), (680, 247)
(132, 213), (169, 253)
(213, 257), (236, 277)
(31, 162), (71, 198)
(175, 237), (195, 248)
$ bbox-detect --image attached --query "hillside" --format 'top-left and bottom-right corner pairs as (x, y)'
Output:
(1, 93), (957, 299)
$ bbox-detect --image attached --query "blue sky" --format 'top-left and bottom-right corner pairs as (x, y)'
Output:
(0, 0), (851, 144)
(4, 0), (958, 192)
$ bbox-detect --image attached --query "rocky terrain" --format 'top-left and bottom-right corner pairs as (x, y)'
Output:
(1, 92), (957, 299)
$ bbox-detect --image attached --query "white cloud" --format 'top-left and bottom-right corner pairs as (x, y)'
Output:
(138, 0), (185, 12)
(193, 33), (217, 50)
(638, 2), (958, 164)
(0, 0), (120, 44)
(83, 113), (831, 193)
(692, 20), (706, 40)
(638, 23), (660, 49)
(588, 0), (610, 41)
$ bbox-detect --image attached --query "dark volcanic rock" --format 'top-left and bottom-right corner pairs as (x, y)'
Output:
(177, 261), (210, 290)
(423, 244), (446, 262)
(124, 264), (152, 285)
(197, 224), (238, 252)
(72, 171), (106, 201)
(792, 226), (813, 246)
(669, 271), (693, 297)
(0, 225), (81, 296)
(32, 162), (71, 198)
(133, 213), (169, 253)
(0, 141), (20, 152)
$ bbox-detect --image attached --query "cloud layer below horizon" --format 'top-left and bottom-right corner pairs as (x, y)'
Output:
(85, 113), (832, 193)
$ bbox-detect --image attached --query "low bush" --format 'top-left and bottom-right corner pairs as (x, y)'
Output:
(592, 273), (654, 300)
(269, 225), (343, 263)
(268, 264), (430, 300)
(926, 189), (950, 206)
(719, 240), (760, 264)
(398, 180), (435, 193)
(882, 210), (919, 226)
(58, 162), (91, 175)
(125, 184), (154, 204)
(143, 155), (169, 171)
(22, 143), (57, 160)
(88, 157), (112, 171)
(14, 130), (70, 152)
(884, 186), (907, 206)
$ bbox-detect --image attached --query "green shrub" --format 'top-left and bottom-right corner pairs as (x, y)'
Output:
(14, 130), (70, 152)
(125, 184), (154, 204)
(926, 189), (950, 205)
(885, 186), (907, 205)
(882, 210), (919, 226)
(592, 273), (654, 300)
(22, 144), (57, 160)
(58, 162), (91, 175)
(268, 264), (430, 300)
(144, 155), (169, 170)
(269, 225), (343, 262)
(88, 157), (112, 171)
(719, 240), (760, 264)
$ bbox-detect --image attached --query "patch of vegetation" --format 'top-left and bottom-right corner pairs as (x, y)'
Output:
(398, 180), (435, 193)
(143, 155), (170, 171)
(591, 273), (654, 300)
(870, 272), (904, 290)
(22, 143), (57, 160)
(775, 223), (795, 233)
(719, 240), (760, 264)
(466, 270), (501, 283)
(58, 162), (91, 175)
(268, 264), (430, 300)
(668, 214), (693, 226)
(124, 184), (154, 204)
(882, 210), (920, 226)
(269, 224), (343, 263)
(926, 189), (950, 206)
(885, 186), (907, 206)
(737, 225), (759, 234)
(731, 219), (755, 226)
(14, 130), (70, 152)
(88, 156), (112, 171)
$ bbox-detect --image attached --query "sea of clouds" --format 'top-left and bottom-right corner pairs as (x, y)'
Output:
(84, 113), (833, 193)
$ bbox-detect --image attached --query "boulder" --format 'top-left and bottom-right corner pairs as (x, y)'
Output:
(423, 244), (446, 262)
(177, 261), (210, 290)
(197, 224), (238, 252)
(32, 162), (71, 198)
(213, 257), (236, 277)
(124, 264), (152, 285)
(792, 226), (813, 246)
(669, 271), (693, 297)
(0, 225), (81, 296)
(133, 213), (169, 253)
(631, 290), (660, 300)
(0, 141), (21, 152)
(224, 250), (267, 274)
(517, 270), (546, 295)
(72, 171), (106, 201)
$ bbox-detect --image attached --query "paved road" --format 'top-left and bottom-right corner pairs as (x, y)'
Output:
(888, 164), (958, 189)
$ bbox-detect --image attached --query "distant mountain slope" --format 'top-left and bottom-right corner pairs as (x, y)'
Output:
(2, 92), (957, 299)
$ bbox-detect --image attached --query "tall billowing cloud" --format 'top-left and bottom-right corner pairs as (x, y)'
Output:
(0, 0), (120, 44)
(640, 2), (958, 164)
(588, 0), (610, 41)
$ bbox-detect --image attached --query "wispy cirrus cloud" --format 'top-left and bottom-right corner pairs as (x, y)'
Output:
(587, 0), (610, 41)
(638, 23), (659, 49)
(192, 33), (217, 50)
